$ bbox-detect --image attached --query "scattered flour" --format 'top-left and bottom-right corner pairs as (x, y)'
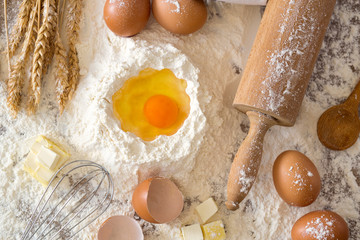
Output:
(0, 0), (359, 240)
(164, 0), (181, 13)
(109, 0), (125, 8)
(304, 215), (336, 239)
(236, 166), (255, 194)
(288, 162), (313, 191)
(258, 0), (336, 125)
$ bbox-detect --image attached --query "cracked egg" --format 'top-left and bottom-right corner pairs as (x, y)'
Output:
(112, 68), (190, 141)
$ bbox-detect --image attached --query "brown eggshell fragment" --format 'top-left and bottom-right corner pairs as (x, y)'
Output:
(132, 177), (184, 223)
(103, 0), (150, 37)
(98, 215), (144, 240)
(291, 210), (349, 240)
(132, 178), (157, 223)
(147, 178), (184, 223)
(152, 0), (207, 35)
(273, 150), (321, 207)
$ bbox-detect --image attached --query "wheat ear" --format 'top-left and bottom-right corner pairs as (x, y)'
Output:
(8, 0), (34, 58)
(54, 30), (69, 114)
(28, 0), (58, 114)
(6, 2), (39, 117)
(66, 0), (82, 101)
(42, 18), (58, 76)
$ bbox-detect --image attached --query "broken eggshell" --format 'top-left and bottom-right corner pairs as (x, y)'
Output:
(132, 177), (184, 223)
(98, 215), (144, 240)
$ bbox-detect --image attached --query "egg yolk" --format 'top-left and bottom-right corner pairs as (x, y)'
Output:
(112, 68), (190, 141)
(144, 95), (179, 129)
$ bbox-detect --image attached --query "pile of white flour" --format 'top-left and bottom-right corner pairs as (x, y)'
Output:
(0, 0), (359, 239)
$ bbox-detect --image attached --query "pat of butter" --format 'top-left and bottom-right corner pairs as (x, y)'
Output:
(30, 141), (42, 154)
(36, 146), (60, 170)
(201, 220), (226, 240)
(24, 135), (70, 186)
(35, 166), (55, 183)
(24, 151), (39, 173)
(195, 198), (218, 224)
(24, 151), (54, 186)
(33, 135), (70, 170)
(181, 224), (204, 240)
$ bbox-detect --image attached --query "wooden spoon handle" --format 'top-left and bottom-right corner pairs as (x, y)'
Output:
(226, 111), (276, 210)
(345, 78), (360, 109)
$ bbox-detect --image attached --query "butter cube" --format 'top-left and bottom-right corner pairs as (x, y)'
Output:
(24, 151), (39, 173)
(24, 135), (70, 186)
(36, 146), (60, 171)
(30, 141), (42, 154)
(24, 151), (54, 186)
(195, 198), (218, 224)
(181, 224), (204, 240)
(35, 166), (55, 184)
(201, 220), (226, 240)
(35, 136), (69, 166)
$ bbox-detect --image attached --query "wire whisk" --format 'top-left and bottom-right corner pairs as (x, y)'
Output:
(22, 160), (114, 240)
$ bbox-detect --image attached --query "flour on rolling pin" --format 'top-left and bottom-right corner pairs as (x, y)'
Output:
(234, 0), (337, 126)
(262, 1), (329, 118)
(227, 0), (337, 210)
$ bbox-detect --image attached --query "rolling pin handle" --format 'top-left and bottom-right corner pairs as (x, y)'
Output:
(226, 111), (276, 210)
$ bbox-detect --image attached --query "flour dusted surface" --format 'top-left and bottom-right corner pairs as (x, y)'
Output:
(0, 1), (360, 240)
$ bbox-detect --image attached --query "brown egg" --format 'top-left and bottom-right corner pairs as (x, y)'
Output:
(152, 0), (207, 35)
(273, 150), (321, 207)
(103, 0), (150, 37)
(98, 215), (144, 240)
(132, 177), (184, 223)
(291, 210), (349, 240)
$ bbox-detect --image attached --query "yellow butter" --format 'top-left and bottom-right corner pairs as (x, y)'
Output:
(201, 220), (226, 240)
(195, 198), (218, 224)
(34, 166), (55, 184)
(36, 136), (70, 169)
(24, 152), (38, 174)
(24, 135), (70, 186)
(24, 152), (51, 186)
(181, 224), (204, 240)
(29, 141), (42, 154)
(36, 146), (60, 171)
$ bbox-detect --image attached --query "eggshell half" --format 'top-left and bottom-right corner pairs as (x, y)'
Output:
(291, 210), (349, 240)
(98, 215), (144, 240)
(132, 178), (157, 223)
(132, 177), (184, 223)
(273, 150), (321, 207)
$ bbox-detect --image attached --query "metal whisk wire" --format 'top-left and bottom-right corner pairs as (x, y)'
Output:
(22, 160), (114, 240)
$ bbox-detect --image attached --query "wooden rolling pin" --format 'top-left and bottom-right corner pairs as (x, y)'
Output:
(226, 0), (337, 210)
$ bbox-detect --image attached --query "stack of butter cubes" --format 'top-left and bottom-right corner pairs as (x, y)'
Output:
(24, 135), (70, 186)
(181, 198), (226, 240)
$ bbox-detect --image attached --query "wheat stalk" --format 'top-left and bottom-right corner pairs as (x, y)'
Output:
(8, 0), (34, 58)
(3, 0), (11, 77)
(59, 0), (67, 28)
(6, 2), (39, 117)
(54, 30), (69, 114)
(66, 0), (82, 101)
(28, 0), (58, 114)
